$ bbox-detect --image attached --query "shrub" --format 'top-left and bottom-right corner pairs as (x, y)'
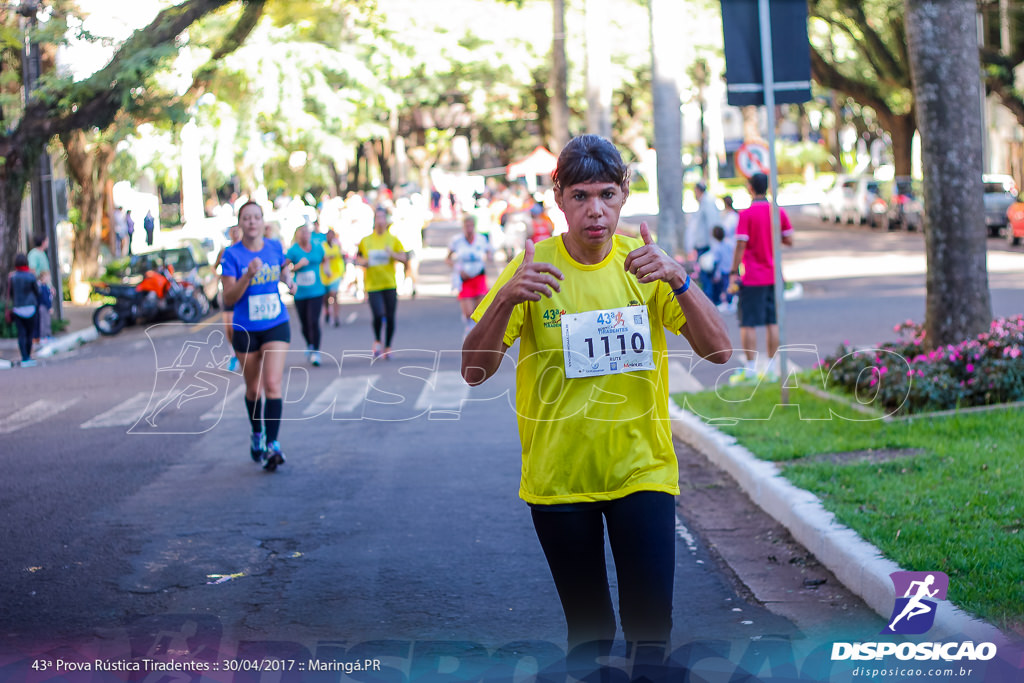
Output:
(818, 316), (1024, 415)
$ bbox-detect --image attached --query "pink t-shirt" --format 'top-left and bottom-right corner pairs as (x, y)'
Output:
(735, 200), (793, 287)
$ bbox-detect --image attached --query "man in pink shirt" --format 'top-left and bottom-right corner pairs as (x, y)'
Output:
(727, 173), (793, 380)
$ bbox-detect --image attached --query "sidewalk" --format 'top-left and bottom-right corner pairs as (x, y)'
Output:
(0, 302), (99, 368)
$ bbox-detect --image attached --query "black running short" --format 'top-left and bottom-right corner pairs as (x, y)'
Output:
(232, 320), (291, 354)
(737, 284), (777, 328)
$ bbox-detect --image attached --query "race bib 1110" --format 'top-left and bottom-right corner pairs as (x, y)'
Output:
(561, 305), (655, 378)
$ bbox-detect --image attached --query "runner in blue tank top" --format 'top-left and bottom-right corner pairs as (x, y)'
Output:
(220, 201), (296, 471)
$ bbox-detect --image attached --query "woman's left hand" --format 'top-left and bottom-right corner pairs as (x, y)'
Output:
(623, 222), (686, 288)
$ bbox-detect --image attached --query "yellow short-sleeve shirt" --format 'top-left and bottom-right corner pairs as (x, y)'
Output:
(472, 234), (687, 505)
(358, 231), (406, 292)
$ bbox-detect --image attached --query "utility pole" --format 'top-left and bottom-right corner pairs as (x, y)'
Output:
(20, 0), (63, 320)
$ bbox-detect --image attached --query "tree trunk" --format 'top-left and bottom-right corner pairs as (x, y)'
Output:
(584, 0), (612, 139)
(549, 0), (570, 153)
(742, 106), (761, 143)
(904, 0), (992, 347)
(62, 129), (116, 301)
(0, 162), (30, 283)
(649, 0), (684, 257)
(876, 109), (917, 177)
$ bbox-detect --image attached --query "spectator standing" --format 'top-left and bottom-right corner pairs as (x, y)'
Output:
(27, 235), (53, 343)
(720, 195), (739, 240)
(7, 253), (41, 367)
(143, 210), (156, 246)
(125, 210), (136, 255)
(727, 173), (794, 382)
(709, 225), (735, 311)
(685, 181), (720, 297)
(112, 206), (128, 257)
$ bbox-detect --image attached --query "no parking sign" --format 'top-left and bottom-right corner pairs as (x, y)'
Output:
(735, 141), (770, 178)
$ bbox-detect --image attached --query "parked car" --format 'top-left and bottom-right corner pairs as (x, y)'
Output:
(844, 176), (882, 226)
(1005, 197), (1024, 246)
(982, 173), (1018, 238)
(818, 176), (847, 223)
(126, 240), (220, 311)
(879, 176), (924, 231)
(819, 176), (882, 226)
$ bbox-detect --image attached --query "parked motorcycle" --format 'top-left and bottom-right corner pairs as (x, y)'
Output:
(91, 266), (204, 335)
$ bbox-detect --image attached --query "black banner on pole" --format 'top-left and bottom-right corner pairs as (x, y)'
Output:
(720, 0), (812, 106)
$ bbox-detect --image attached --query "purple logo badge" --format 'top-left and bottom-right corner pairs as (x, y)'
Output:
(882, 571), (949, 635)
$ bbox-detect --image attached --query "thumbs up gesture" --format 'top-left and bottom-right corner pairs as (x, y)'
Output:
(624, 221), (686, 287)
(500, 240), (564, 304)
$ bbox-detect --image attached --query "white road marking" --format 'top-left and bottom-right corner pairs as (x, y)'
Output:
(81, 392), (152, 429)
(200, 385), (246, 422)
(0, 397), (82, 435)
(414, 371), (470, 412)
(303, 375), (381, 416)
(675, 514), (699, 554)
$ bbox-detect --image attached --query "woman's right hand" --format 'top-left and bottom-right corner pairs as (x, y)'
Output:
(499, 240), (563, 304)
(245, 258), (263, 278)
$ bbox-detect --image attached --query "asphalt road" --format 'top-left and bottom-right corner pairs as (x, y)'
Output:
(1, 212), (1021, 679)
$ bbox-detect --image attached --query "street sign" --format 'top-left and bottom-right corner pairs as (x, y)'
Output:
(735, 142), (770, 179)
(720, 0), (812, 107)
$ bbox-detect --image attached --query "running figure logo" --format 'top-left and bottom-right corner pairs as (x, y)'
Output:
(882, 571), (949, 635)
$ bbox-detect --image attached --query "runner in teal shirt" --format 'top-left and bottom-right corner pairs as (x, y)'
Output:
(286, 224), (330, 366)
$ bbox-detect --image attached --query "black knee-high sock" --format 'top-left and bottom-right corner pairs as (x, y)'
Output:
(264, 398), (283, 443)
(245, 396), (263, 435)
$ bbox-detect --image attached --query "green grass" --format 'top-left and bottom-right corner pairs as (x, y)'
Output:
(678, 384), (1024, 633)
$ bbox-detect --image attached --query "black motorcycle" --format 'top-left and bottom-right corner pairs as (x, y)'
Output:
(91, 268), (204, 335)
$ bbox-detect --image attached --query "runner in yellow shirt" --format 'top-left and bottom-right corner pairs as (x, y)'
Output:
(356, 206), (408, 359)
(321, 229), (345, 327)
(462, 135), (732, 659)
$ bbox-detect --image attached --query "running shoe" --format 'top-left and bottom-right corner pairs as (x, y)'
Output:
(372, 342), (382, 360)
(310, 351), (321, 367)
(227, 356), (240, 373)
(728, 367), (758, 386)
(250, 432), (266, 463)
(305, 344), (313, 360)
(263, 441), (286, 472)
(20, 359), (37, 368)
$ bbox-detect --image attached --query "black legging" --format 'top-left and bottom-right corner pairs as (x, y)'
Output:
(530, 491), (676, 649)
(13, 312), (36, 361)
(293, 296), (323, 350)
(367, 288), (397, 347)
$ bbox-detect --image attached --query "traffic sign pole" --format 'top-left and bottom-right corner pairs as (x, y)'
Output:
(758, 0), (788, 402)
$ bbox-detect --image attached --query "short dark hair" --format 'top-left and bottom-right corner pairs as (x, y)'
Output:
(722, 195), (734, 209)
(34, 235), (46, 248)
(551, 135), (629, 192)
(238, 201), (263, 219)
(712, 225), (725, 241)
(749, 173), (768, 195)
(15, 253), (28, 268)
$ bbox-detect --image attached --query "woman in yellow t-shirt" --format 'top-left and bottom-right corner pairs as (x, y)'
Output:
(462, 135), (732, 656)
(321, 229), (345, 327)
(356, 206), (408, 359)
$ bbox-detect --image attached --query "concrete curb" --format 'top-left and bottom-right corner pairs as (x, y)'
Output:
(36, 326), (99, 358)
(668, 403), (1011, 646)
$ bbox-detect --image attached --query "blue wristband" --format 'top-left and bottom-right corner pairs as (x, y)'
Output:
(672, 274), (691, 296)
